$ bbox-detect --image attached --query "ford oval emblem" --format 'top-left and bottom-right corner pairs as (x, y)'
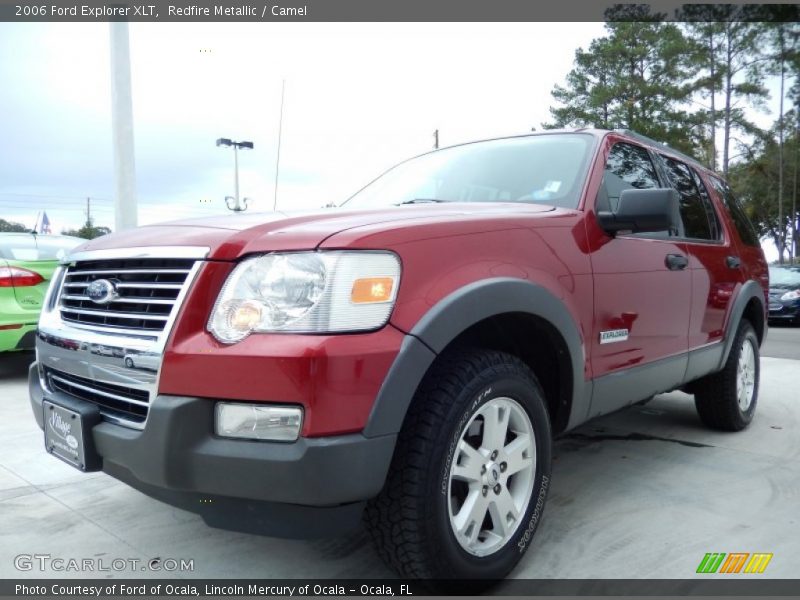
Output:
(85, 279), (117, 305)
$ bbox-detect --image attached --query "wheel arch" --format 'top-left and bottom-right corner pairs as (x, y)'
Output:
(363, 278), (590, 438)
(719, 279), (766, 370)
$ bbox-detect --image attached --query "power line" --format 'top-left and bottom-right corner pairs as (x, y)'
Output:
(0, 200), (113, 208)
(0, 193), (237, 212)
(0, 199), (112, 206)
(0, 192), (112, 201)
(1, 199), (222, 212)
(0, 202), (113, 211)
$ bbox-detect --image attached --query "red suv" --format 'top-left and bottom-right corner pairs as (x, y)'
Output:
(30, 129), (768, 579)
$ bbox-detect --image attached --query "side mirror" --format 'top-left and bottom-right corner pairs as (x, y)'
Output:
(597, 188), (679, 235)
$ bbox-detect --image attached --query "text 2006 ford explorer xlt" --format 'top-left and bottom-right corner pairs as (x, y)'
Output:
(30, 130), (768, 579)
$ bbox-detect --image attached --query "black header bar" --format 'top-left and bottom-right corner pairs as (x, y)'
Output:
(0, 1), (798, 23)
(3, 579), (800, 597)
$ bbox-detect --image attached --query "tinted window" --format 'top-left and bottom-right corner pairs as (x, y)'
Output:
(345, 134), (595, 210)
(662, 157), (712, 240)
(690, 169), (722, 240)
(597, 142), (660, 213)
(709, 177), (760, 247)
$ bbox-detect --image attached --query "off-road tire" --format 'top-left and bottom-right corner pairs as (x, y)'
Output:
(365, 347), (552, 580)
(693, 320), (759, 431)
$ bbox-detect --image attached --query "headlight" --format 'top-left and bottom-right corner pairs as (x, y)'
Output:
(781, 290), (800, 301)
(208, 251), (401, 343)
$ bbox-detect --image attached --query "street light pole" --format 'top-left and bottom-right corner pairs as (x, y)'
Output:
(233, 144), (240, 209)
(216, 138), (253, 212)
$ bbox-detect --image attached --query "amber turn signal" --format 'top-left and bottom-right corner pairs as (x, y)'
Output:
(351, 277), (395, 304)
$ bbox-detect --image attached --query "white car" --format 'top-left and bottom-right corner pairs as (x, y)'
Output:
(123, 353), (159, 372)
(91, 344), (115, 357)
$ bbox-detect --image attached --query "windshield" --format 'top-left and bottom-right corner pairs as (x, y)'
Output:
(344, 133), (595, 210)
(0, 235), (83, 261)
(770, 266), (800, 287)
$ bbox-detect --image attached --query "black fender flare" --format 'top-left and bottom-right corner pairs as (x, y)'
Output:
(363, 278), (590, 437)
(717, 279), (766, 370)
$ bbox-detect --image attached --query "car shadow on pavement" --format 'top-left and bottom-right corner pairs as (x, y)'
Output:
(0, 351), (34, 381)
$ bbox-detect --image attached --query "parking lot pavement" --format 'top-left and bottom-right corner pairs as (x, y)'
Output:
(762, 323), (800, 360)
(1, 350), (798, 580)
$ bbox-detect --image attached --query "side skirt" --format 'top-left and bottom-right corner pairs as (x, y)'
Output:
(588, 353), (688, 419)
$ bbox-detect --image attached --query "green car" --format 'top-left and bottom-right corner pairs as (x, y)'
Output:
(0, 233), (84, 352)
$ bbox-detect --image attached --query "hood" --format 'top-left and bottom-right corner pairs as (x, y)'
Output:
(71, 203), (557, 261)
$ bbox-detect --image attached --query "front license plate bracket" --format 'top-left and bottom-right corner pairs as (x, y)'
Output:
(43, 397), (103, 472)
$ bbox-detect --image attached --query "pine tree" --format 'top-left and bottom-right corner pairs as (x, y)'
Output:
(729, 112), (799, 260)
(549, 37), (616, 129)
(765, 20), (800, 262)
(679, 6), (771, 177)
(680, 5), (731, 170)
(545, 5), (699, 157)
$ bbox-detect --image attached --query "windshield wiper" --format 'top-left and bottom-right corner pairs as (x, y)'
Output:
(396, 198), (451, 205)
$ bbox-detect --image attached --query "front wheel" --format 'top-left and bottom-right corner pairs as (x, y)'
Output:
(693, 320), (760, 431)
(365, 348), (552, 580)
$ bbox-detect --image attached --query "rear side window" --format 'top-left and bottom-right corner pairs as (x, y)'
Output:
(661, 157), (714, 240)
(597, 142), (661, 213)
(690, 169), (722, 240)
(709, 177), (760, 247)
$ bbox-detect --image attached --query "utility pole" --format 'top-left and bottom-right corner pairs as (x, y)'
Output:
(86, 197), (92, 227)
(433, 129), (439, 149)
(777, 25), (785, 264)
(109, 22), (138, 231)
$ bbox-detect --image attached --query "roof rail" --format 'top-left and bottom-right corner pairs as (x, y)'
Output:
(613, 129), (704, 169)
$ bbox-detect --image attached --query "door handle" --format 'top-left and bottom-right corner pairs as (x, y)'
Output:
(726, 255), (741, 269)
(665, 253), (688, 271)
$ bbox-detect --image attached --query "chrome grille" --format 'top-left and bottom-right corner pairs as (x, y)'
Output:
(59, 258), (194, 333)
(38, 246), (208, 430)
(45, 367), (150, 425)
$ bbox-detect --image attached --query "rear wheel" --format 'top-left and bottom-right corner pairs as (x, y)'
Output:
(693, 320), (759, 431)
(365, 348), (552, 579)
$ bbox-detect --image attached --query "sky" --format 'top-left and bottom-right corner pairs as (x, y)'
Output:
(0, 21), (785, 258)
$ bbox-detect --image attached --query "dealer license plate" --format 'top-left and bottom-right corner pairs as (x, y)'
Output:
(43, 400), (94, 471)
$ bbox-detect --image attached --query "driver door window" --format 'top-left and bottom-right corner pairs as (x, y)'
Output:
(597, 142), (677, 239)
(597, 142), (660, 213)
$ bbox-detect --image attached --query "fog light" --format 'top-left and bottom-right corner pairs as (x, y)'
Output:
(215, 403), (302, 441)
